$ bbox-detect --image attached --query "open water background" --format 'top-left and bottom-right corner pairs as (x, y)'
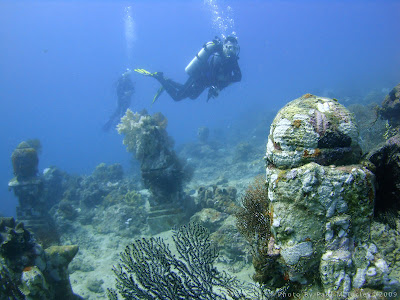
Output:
(0, 0), (399, 217)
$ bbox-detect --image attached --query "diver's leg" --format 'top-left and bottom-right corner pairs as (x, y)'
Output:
(188, 83), (206, 100)
(175, 78), (206, 100)
(172, 77), (200, 101)
(155, 76), (184, 101)
(103, 109), (120, 131)
(155, 75), (199, 101)
(119, 95), (131, 113)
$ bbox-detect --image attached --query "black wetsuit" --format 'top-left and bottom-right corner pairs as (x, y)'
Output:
(155, 47), (241, 101)
(103, 74), (135, 131)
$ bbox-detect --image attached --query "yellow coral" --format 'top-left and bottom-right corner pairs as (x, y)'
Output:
(124, 190), (143, 206)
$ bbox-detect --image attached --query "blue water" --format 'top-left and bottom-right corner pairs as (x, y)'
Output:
(1, 0), (399, 217)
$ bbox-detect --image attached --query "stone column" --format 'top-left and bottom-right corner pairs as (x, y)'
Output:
(8, 141), (59, 246)
(265, 95), (383, 297)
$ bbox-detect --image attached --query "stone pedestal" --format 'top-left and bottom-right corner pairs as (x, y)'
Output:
(267, 162), (375, 293)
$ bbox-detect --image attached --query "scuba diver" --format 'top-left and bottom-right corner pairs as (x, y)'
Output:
(135, 35), (241, 103)
(103, 69), (135, 131)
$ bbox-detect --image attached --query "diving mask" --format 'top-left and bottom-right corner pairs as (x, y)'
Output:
(223, 40), (240, 58)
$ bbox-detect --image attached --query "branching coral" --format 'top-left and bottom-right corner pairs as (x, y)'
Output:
(108, 223), (248, 300)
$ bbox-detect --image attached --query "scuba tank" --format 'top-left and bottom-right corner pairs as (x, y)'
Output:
(185, 40), (219, 77)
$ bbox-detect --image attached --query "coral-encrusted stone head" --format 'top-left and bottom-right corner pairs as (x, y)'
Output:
(265, 94), (362, 169)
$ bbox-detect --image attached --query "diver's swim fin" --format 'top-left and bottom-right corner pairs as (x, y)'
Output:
(134, 68), (164, 104)
(152, 86), (165, 104)
(134, 68), (155, 77)
(134, 69), (164, 80)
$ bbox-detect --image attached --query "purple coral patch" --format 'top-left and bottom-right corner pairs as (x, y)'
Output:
(310, 110), (330, 137)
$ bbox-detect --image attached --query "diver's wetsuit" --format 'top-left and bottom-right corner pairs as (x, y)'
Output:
(155, 49), (242, 101)
(103, 74), (135, 131)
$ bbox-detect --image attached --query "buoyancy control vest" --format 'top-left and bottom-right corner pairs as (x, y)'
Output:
(185, 40), (219, 77)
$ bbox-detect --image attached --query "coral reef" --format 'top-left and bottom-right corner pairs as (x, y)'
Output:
(195, 184), (238, 214)
(210, 215), (252, 273)
(190, 183), (250, 272)
(0, 262), (25, 300)
(118, 109), (185, 204)
(49, 163), (150, 237)
(198, 126), (210, 143)
(178, 126), (265, 184)
(6, 88), (399, 299)
(91, 163), (124, 183)
(370, 220), (400, 288)
(378, 83), (400, 129)
(123, 189), (143, 206)
(234, 142), (256, 161)
(0, 217), (80, 300)
(347, 103), (386, 154)
(108, 223), (247, 299)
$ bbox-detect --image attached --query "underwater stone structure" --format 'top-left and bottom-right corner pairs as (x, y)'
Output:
(8, 141), (59, 245)
(265, 95), (396, 298)
(117, 109), (185, 204)
(118, 109), (193, 233)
